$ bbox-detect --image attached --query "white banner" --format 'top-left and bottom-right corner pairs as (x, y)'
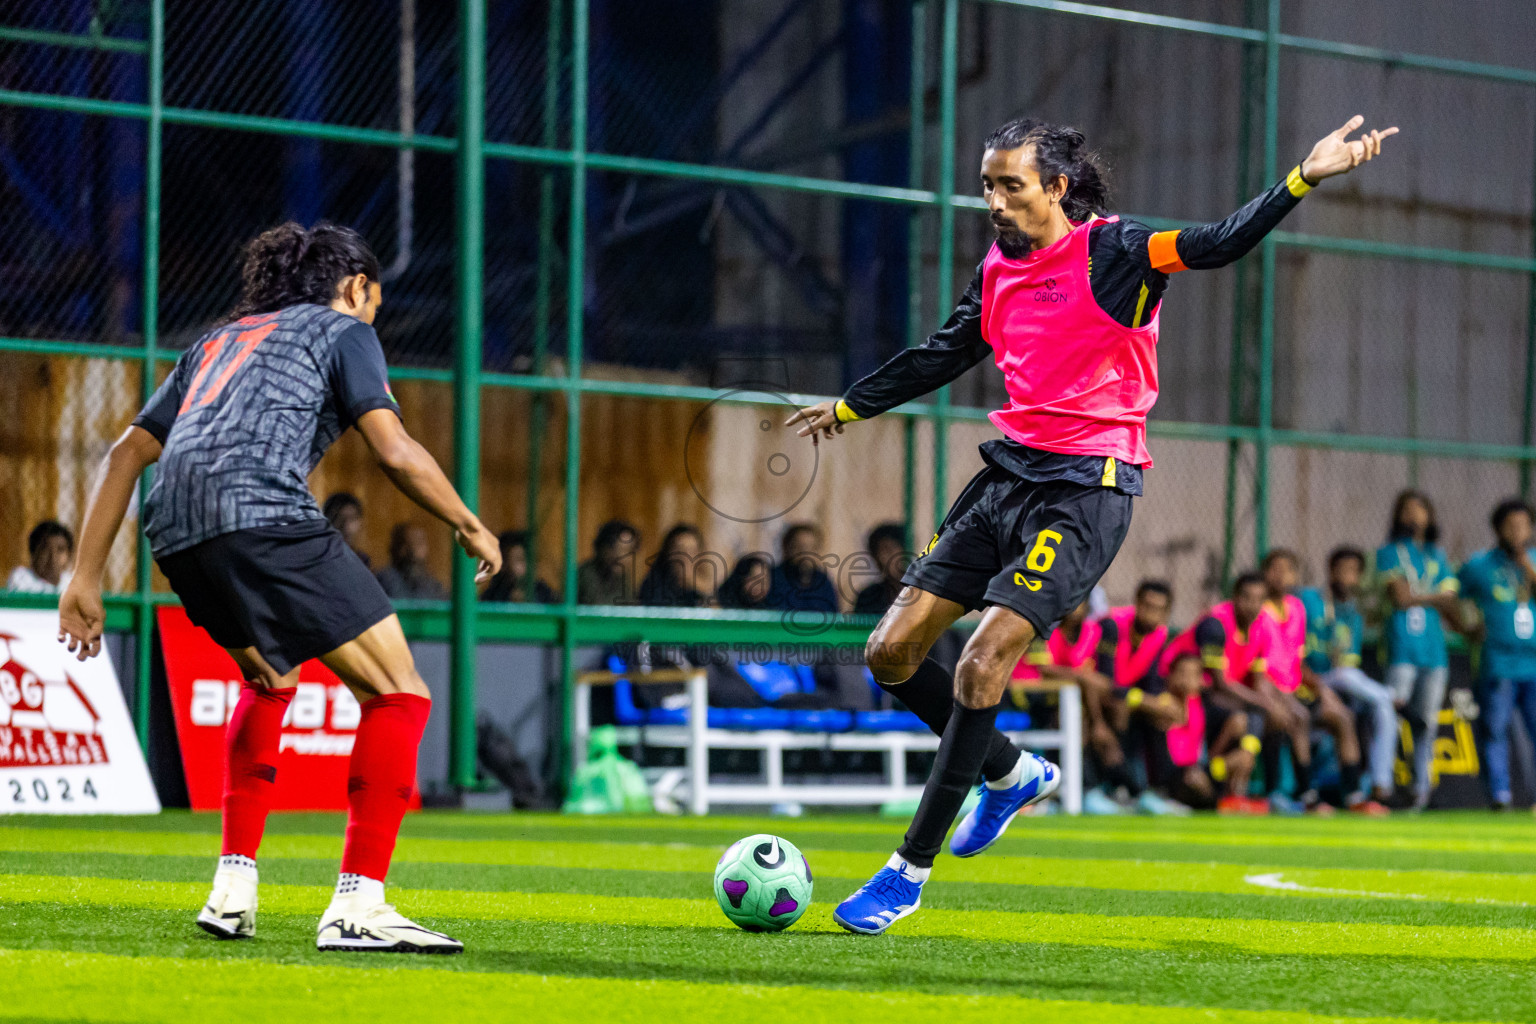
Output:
(0, 610), (160, 815)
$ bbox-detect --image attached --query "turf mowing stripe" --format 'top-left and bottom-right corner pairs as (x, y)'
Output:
(9, 849), (1536, 930)
(0, 948), (1509, 1024)
(3, 873), (1533, 961)
(5, 827), (1532, 906)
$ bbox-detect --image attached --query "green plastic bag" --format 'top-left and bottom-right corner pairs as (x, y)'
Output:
(561, 725), (653, 814)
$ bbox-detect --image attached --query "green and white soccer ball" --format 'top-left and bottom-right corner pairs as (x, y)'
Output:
(713, 833), (812, 932)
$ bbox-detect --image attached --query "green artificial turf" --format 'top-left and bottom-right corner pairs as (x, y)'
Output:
(1, 811), (1533, 1023)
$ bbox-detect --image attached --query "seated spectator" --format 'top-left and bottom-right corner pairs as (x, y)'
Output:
(767, 523), (838, 613)
(639, 524), (714, 607)
(718, 554), (773, 610)
(1459, 498), (1536, 811)
(1300, 547), (1396, 811)
(322, 492), (371, 569)
(577, 519), (639, 605)
(1154, 651), (1260, 813)
(1090, 580), (1181, 813)
(480, 530), (558, 603)
(1262, 548), (1377, 814)
(1160, 573), (1306, 814)
(1377, 489), (1461, 811)
(375, 522), (448, 600)
(7, 521), (74, 593)
(853, 523), (907, 616)
(1011, 600), (1181, 816)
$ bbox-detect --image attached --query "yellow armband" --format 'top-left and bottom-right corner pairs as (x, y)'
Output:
(1241, 733), (1263, 755)
(833, 399), (863, 423)
(1209, 756), (1228, 782)
(1125, 687), (1144, 709)
(1286, 165), (1315, 198)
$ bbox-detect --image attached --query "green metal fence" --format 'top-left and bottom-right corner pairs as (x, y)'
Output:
(3, 0), (1535, 789)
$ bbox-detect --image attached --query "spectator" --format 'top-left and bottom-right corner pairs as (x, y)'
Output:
(1300, 547), (1397, 809)
(853, 523), (907, 616)
(1160, 573), (1306, 813)
(767, 523), (838, 613)
(578, 519), (639, 605)
(1376, 489), (1461, 811)
(480, 530), (558, 604)
(1263, 548), (1378, 814)
(1458, 498), (1536, 811)
(7, 520), (74, 593)
(375, 522), (448, 600)
(639, 524), (712, 607)
(719, 554), (773, 610)
(1092, 580), (1179, 810)
(322, 492), (371, 569)
(1154, 651), (1260, 813)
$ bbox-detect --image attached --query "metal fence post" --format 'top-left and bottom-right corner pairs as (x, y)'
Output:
(903, 1), (926, 538)
(1254, 0), (1281, 561)
(931, 0), (958, 529)
(558, 0), (590, 791)
(450, 0), (487, 791)
(1522, 114), (1536, 497)
(134, 0), (164, 749)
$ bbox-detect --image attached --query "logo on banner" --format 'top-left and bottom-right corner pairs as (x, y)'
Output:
(0, 610), (159, 815)
(159, 607), (415, 813)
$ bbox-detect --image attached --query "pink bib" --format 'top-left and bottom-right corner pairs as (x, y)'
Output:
(1106, 605), (1167, 688)
(1159, 601), (1273, 684)
(1164, 693), (1206, 767)
(1011, 618), (1102, 682)
(1261, 594), (1307, 694)
(980, 218), (1160, 467)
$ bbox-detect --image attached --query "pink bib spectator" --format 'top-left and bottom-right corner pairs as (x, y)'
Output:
(1105, 605), (1167, 688)
(1164, 693), (1206, 768)
(1261, 594), (1308, 694)
(1011, 618), (1102, 683)
(981, 218), (1160, 467)
(1158, 601), (1274, 684)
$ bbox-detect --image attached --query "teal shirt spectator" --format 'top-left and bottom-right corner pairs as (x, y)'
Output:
(1457, 547), (1536, 681)
(1298, 587), (1363, 676)
(1375, 539), (1458, 669)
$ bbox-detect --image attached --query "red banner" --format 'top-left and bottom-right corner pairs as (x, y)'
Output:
(159, 607), (417, 812)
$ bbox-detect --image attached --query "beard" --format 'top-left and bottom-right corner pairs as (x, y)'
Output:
(994, 225), (1029, 259)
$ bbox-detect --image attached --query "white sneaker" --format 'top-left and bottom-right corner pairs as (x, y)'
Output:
(316, 896), (463, 954)
(196, 868), (257, 940)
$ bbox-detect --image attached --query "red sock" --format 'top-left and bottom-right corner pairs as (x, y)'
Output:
(221, 684), (296, 858)
(340, 692), (430, 881)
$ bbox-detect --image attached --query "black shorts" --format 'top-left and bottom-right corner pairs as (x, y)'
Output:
(902, 465), (1133, 635)
(156, 521), (394, 675)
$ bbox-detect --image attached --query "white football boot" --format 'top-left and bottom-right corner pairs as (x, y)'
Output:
(196, 868), (258, 939)
(316, 895), (463, 954)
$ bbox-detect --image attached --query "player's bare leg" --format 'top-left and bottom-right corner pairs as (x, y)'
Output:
(196, 647), (298, 940)
(313, 615), (461, 954)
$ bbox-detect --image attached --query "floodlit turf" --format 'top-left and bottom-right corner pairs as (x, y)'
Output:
(1, 812), (1534, 1023)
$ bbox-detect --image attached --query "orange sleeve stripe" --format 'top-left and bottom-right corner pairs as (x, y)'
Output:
(1148, 230), (1187, 274)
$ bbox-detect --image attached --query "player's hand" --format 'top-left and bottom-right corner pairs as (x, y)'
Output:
(785, 401), (845, 444)
(456, 524), (501, 584)
(1300, 115), (1398, 182)
(58, 581), (106, 661)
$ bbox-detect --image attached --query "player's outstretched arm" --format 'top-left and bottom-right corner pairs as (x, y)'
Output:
(355, 409), (501, 582)
(787, 265), (991, 443)
(59, 425), (163, 660)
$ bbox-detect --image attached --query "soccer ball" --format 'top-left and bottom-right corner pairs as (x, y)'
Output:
(713, 833), (812, 932)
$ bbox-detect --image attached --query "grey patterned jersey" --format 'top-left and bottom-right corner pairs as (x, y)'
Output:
(133, 304), (399, 556)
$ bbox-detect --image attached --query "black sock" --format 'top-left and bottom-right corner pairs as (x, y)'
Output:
(1103, 758), (1142, 797)
(1340, 760), (1362, 798)
(1262, 740), (1284, 794)
(897, 701), (1000, 869)
(878, 659), (1020, 782)
(1293, 756), (1313, 795)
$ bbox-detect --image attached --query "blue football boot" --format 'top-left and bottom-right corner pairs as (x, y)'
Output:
(949, 752), (1060, 857)
(833, 858), (925, 935)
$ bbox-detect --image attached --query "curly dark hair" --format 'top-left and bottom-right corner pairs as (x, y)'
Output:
(228, 221), (380, 322)
(983, 117), (1110, 222)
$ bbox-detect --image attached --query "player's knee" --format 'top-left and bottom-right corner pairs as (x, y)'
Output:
(865, 632), (919, 684)
(953, 645), (1016, 708)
